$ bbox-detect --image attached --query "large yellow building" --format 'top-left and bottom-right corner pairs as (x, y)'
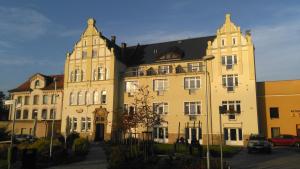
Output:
(8, 14), (259, 146)
(257, 80), (300, 138)
(8, 74), (63, 137)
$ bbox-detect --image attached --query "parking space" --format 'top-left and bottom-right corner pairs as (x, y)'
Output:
(227, 147), (300, 169)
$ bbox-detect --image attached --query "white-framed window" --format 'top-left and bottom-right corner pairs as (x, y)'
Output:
(222, 100), (241, 120)
(16, 110), (21, 119)
(153, 102), (168, 115)
(125, 81), (138, 93)
(92, 49), (98, 57)
(34, 80), (40, 88)
(153, 127), (168, 139)
(184, 77), (201, 89)
(78, 91), (85, 105)
(184, 102), (201, 115)
(87, 117), (91, 130)
(86, 91), (92, 105)
(222, 74), (238, 91)
(221, 38), (225, 46)
(74, 69), (82, 82)
(124, 104), (135, 115)
(81, 117), (86, 131)
(32, 109), (38, 119)
(101, 91), (107, 104)
(158, 65), (171, 74)
(222, 55), (237, 69)
(187, 62), (202, 72)
(73, 117), (78, 131)
(70, 92), (77, 105)
(93, 91), (99, 104)
(41, 109), (47, 119)
(185, 127), (202, 141)
(43, 95), (48, 104)
(94, 66), (104, 80)
(33, 95), (39, 105)
(153, 79), (168, 91)
(17, 96), (22, 104)
(82, 50), (87, 58)
(51, 94), (56, 104)
(224, 128), (243, 141)
(232, 37), (237, 46)
(24, 96), (29, 105)
(50, 109), (56, 119)
(23, 110), (29, 119)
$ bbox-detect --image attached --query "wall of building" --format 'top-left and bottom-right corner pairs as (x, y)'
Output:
(257, 80), (300, 138)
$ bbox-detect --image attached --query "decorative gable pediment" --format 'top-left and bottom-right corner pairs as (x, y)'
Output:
(29, 73), (46, 89)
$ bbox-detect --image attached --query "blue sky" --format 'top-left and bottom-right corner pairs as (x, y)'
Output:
(1, 0), (300, 93)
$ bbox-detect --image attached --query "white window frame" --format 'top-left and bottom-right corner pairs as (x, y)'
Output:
(158, 65), (170, 74)
(187, 63), (202, 72)
(70, 92), (77, 105)
(184, 77), (201, 89)
(93, 91), (99, 104)
(81, 117), (86, 131)
(154, 79), (168, 91)
(125, 81), (138, 93)
(101, 91), (107, 104)
(221, 55), (237, 69)
(153, 102), (168, 115)
(222, 74), (238, 91)
(184, 101), (201, 115)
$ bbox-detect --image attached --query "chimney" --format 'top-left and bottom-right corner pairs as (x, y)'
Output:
(121, 42), (127, 49)
(111, 36), (116, 43)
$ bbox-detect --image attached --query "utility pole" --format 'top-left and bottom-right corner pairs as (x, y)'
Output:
(50, 77), (57, 158)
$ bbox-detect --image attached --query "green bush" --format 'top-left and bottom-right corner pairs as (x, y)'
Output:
(72, 138), (89, 156)
(66, 132), (80, 149)
(108, 146), (126, 169)
(0, 159), (7, 169)
(0, 144), (9, 159)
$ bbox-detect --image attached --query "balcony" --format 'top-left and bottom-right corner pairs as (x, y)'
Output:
(123, 65), (205, 77)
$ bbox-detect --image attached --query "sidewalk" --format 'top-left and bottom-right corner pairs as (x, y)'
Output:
(49, 143), (108, 169)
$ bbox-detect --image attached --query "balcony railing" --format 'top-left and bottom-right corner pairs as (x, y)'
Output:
(123, 66), (205, 77)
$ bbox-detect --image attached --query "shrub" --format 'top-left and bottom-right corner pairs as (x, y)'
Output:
(0, 144), (9, 159)
(66, 132), (80, 149)
(72, 138), (89, 156)
(108, 146), (126, 169)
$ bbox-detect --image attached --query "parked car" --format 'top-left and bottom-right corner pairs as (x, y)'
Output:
(14, 134), (37, 143)
(247, 134), (272, 153)
(268, 134), (300, 147)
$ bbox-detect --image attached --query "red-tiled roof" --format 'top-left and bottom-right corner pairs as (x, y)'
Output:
(8, 74), (64, 93)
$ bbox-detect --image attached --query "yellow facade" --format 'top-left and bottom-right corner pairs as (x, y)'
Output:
(8, 74), (63, 138)
(257, 80), (300, 138)
(8, 14), (259, 146)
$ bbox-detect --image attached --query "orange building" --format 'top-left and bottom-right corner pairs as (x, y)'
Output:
(257, 80), (300, 138)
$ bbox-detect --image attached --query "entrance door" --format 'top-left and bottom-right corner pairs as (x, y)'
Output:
(224, 128), (243, 145)
(95, 123), (104, 141)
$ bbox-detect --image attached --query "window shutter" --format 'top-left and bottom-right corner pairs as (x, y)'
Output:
(184, 78), (188, 89)
(238, 128), (243, 140)
(198, 127), (202, 139)
(184, 103), (189, 115)
(234, 55), (237, 64)
(222, 76), (227, 86)
(236, 104), (241, 113)
(224, 128), (228, 140)
(185, 128), (189, 139)
(235, 76), (239, 86)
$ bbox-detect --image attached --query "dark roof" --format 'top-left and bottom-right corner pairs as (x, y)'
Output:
(8, 74), (64, 93)
(123, 36), (216, 66)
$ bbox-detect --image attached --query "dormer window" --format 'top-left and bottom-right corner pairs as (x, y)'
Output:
(35, 80), (40, 88)
(158, 65), (171, 75)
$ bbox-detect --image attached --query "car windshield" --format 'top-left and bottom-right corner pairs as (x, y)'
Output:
(250, 135), (265, 140)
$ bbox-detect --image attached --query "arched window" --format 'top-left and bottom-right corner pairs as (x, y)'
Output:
(93, 91), (99, 104)
(86, 91), (92, 105)
(75, 69), (80, 82)
(32, 109), (38, 119)
(78, 91), (85, 105)
(98, 66), (104, 80)
(41, 109), (47, 119)
(50, 109), (55, 119)
(70, 92), (76, 105)
(23, 110), (29, 119)
(101, 91), (107, 104)
(34, 80), (40, 88)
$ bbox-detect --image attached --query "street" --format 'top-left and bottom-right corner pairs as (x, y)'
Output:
(227, 147), (300, 169)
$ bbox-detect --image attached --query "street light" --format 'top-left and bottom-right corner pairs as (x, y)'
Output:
(50, 77), (57, 158)
(203, 55), (215, 169)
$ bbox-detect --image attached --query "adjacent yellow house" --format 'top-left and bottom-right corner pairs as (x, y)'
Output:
(257, 80), (300, 138)
(8, 74), (63, 138)
(8, 14), (260, 146)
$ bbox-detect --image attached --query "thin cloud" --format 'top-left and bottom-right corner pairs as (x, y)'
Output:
(0, 6), (51, 41)
(253, 18), (300, 81)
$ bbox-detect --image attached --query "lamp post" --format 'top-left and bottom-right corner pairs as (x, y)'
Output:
(219, 106), (226, 169)
(203, 55), (215, 169)
(50, 77), (57, 158)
